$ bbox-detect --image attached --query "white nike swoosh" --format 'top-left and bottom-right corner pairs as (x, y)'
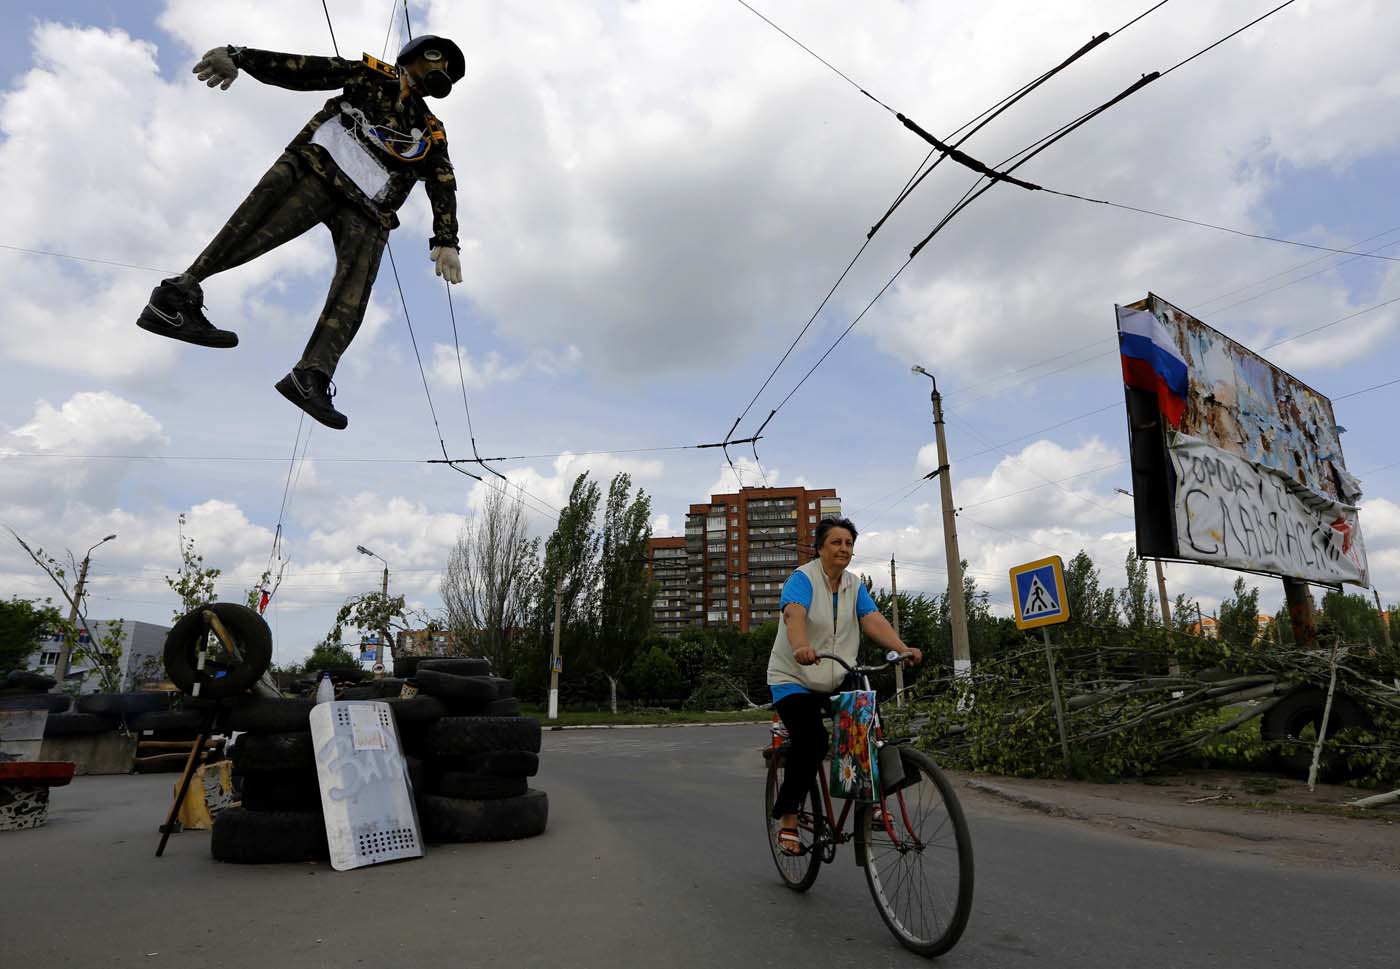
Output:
(147, 303), (183, 327)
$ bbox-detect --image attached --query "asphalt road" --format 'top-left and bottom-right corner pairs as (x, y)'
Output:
(5, 724), (1397, 968)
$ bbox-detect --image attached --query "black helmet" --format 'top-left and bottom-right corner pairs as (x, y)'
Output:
(396, 34), (466, 98)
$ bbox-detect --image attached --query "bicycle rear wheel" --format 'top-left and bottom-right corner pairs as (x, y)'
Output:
(763, 746), (824, 892)
(862, 746), (973, 957)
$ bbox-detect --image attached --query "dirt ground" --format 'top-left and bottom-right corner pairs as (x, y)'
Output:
(956, 767), (1400, 873)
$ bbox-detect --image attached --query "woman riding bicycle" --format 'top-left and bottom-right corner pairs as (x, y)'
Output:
(767, 516), (921, 855)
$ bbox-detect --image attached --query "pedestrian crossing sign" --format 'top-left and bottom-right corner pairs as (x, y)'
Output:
(1009, 556), (1070, 629)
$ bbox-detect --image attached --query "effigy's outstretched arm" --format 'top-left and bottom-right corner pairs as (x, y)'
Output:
(194, 46), (356, 93)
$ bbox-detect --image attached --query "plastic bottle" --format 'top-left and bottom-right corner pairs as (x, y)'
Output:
(315, 671), (335, 704)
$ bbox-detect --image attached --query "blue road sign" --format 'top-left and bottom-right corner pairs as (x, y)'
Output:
(1009, 555), (1070, 629)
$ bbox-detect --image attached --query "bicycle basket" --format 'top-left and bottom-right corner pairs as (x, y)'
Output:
(829, 690), (879, 802)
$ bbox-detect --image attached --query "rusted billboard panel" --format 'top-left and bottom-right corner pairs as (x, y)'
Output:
(1117, 293), (1367, 587)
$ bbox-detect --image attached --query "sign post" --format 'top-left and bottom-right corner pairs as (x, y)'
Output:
(1010, 556), (1072, 764)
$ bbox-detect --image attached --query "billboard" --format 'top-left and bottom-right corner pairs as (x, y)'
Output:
(1117, 293), (1367, 587)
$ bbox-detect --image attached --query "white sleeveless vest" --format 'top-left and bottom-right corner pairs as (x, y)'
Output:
(766, 558), (862, 694)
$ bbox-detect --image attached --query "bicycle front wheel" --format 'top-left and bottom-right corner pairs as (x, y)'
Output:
(862, 746), (973, 957)
(764, 747), (824, 892)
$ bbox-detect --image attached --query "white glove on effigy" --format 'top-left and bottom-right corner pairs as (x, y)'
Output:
(430, 246), (462, 284)
(193, 47), (239, 90)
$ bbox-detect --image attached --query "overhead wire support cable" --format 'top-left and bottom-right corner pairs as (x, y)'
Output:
(731, 0), (898, 115)
(725, 0), (1174, 444)
(385, 243), (483, 485)
(320, 0), (341, 57)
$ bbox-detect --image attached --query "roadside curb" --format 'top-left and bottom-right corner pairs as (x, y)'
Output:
(963, 779), (1089, 820)
(546, 720), (770, 731)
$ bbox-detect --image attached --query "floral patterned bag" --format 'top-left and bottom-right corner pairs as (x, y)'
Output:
(829, 690), (880, 801)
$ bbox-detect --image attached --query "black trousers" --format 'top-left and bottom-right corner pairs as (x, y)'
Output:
(771, 690), (833, 818)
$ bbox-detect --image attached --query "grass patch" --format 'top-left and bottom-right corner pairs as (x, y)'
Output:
(520, 706), (774, 727)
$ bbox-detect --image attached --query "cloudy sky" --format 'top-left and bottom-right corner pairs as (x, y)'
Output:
(2, 0), (1398, 667)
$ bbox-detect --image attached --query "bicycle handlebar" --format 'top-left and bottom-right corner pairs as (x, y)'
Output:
(813, 651), (906, 676)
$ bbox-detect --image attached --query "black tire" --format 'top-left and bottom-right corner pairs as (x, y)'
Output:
(7, 669), (57, 691)
(418, 789), (548, 843)
(211, 807), (328, 863)
(862, 746), (974, 957)
(227, 697), (314, 734)
(406, 756), (424, 794)
(232, 731), (315, 773)
(163, 603), (272, 699)
(385, 694), (449, 727)
(129, 708), (207, 733)
(431, 750), (540, 778)
(1260, 688), (1367, 777)
(415, 669), (505, 705)
(339, 686), (377, 700)
(42, 713), (114, 737)
(237, 770), (323, 812)
(482, 697), (521, 717)
(390, 655), (424, 678)
(418, 657), (491, 677)
(424, 716), (541, 758)
(429, 772), (528, 800)
(76, 692), (171, 717)
(1, 693), (73, 714)
(763, 745), (823, 892)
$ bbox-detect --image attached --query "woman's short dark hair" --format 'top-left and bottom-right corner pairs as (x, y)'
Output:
(815, 516), (858, 549)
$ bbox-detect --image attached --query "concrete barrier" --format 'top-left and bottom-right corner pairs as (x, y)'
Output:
(40, 732), (139, 775)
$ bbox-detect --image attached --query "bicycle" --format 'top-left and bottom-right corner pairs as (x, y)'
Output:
(762, 651), (974, 958)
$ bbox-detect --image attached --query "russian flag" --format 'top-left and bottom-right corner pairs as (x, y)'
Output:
(1116, 305), (1188, 428)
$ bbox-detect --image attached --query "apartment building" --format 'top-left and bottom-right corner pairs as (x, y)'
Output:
(644, 536), (691, 637)
(656, 485), (840, 633)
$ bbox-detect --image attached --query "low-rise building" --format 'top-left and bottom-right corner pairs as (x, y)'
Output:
(28, 619), (170, 693)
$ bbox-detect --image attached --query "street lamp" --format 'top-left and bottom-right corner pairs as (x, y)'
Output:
(910, 365), (971, 677)
(52, 533), (117, 690)
(356, 545), (390, 667)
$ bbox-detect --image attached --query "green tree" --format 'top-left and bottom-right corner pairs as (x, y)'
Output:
(1062, 549), (1120, 639)
(6, 527), (125, 691)
(626, 645), (684, 704)
(1118, 550), (1156, 629)
(522, 474), (602, 701)
(165, 513), (222, 622)
(1217, 577), (1261, 652)
(1317, 590), (1384, 646)
(0, 597), (63, 672)
(303, 642), (359, 673)
(593, 473), (654, 712)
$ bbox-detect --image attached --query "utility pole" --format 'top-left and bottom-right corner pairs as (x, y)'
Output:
(1282, 577), (1317, 650)
(52, 533), (117, 691)
(1153, 558), (1181, 678)
(1375, 588), (1392, 652)
(912, 366), (971, 677)
(548, 575), (563, 720)
(890, 555), (904, 708)
(356, 545), (391, 666)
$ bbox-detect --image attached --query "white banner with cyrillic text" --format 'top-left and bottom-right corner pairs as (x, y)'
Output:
(1169, 434), (1368, 586)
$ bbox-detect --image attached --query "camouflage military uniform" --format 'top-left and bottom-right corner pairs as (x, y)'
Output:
(182, 48), (459, 378)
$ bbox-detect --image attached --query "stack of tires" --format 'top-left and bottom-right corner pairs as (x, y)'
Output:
(80, 693), (201, 770)
(408, 658), (549, 844)
(1, 672), (102, 747)
(213, 697), (328, 864)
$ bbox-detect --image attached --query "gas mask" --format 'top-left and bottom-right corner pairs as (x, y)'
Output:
(414, 49), (453, 98)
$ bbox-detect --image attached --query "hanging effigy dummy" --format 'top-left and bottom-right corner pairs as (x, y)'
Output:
(137, 36), (467, 430)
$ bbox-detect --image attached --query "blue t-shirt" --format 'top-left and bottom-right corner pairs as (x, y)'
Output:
(770, 573), (879, 703)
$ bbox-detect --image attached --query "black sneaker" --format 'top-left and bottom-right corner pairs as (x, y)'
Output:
(137, 277), (238, 348)
(275, 367), (348, 430)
